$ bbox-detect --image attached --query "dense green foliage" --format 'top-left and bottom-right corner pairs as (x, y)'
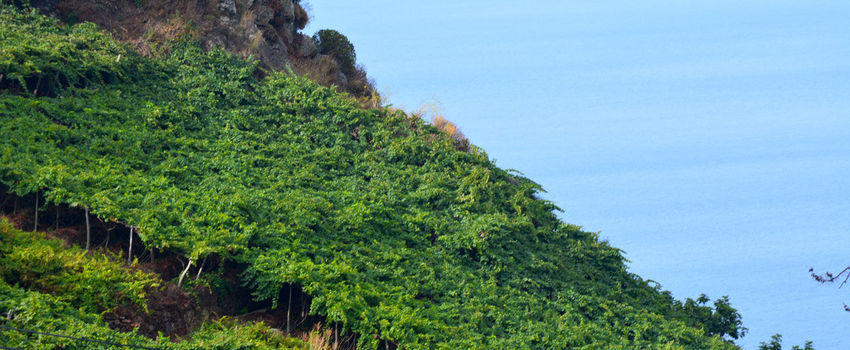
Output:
(0, 281), (305, 349)
(759, 334), (815, 350)
(0, 7), (744, 349)
(0, 218), (159, 313)
(0, 217), (157, 348)
(681, 294), (746, 341)
(0, 278), (159, 349)
(0, 218), (303, 349)
(0, 7), (147, 98)
(173, 318), (306, 350)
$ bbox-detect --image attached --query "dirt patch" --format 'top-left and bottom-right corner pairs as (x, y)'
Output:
(104, 275), (322, 341)
(105, 284), (212, 338)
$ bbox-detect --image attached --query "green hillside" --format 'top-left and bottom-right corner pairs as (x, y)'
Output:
(0, 217), (307, 349)
(0, 6), (743, 349)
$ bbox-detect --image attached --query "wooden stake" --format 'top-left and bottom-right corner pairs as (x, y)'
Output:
(287, 284), (292, 334)
(177, 258), (193, 288)
(194, 255), (208, 280)
(33, 191), (38, 232)
(85, 208), (90, 250)
(127, 226), (134, 265)
(32, 75), (41, 96)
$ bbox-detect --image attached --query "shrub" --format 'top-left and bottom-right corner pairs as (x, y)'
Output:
(294, 2), (309, 30)
(0, 218), (160, 312)
(176, 317), (306, 349)
(0, 280), (163, 349)
(296, 29), (375, 99)
(312, 29), (356, 75)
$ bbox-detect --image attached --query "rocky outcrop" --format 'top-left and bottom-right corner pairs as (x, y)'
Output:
(26, 0), (371, 97)
(202, 0), (302, 71)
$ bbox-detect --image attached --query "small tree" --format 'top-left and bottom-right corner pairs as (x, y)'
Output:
(313, 29), (356, 75)
(759, 334), (815, 350)
(681, 294), (746, 340)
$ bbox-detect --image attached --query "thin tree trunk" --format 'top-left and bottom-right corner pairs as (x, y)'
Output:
(150, 248), (155, 263)
(13, 196), (17, 215)
(85, 208), (90, 250)
(194, 255), (208, 280)
(33, 75), (41, 96)
(54, 205), (59, 230)
(177, 258), (193, 288)
(127, 226), (133, 265)
(287, 284), (292, 334)
(33, 191), (38, 232)
(103, 228), (110, 248)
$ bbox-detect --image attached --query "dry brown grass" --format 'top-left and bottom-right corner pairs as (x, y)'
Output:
(301, 323), (338, 350)
(292, 55), (340, 87)
(430, 114), (448, 130)
(291, 55), (377, 102)
(430, 115), (461, 139)
(249, 32), (265, 51)
(430, 115), (470, 151)
(240, 9), (257, 30)
(130, 15), (195, 57)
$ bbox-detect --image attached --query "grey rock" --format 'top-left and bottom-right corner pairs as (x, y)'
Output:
(218, 0), (237, 17)
(296, 34), (318, 58)
(277, 26), (294, 46)
(280, 0), (295, 20)
(252, 33), (291, 71)
(202, 32), (229, 51)
(253, 4), (274, 26)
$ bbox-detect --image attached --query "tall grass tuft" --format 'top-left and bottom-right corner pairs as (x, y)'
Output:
(302, 323), (338, 350)
(430, 115), (470, 151)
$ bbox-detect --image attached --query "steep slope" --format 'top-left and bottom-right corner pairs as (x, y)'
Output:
(0, 6), (742, 349)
